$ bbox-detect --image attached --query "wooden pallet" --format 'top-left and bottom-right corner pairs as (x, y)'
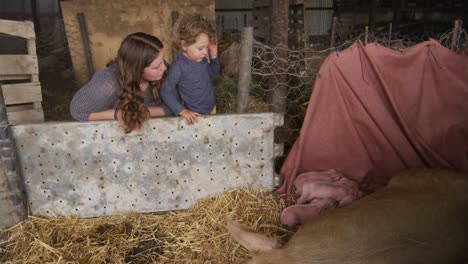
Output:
(0, 19), (44, 124)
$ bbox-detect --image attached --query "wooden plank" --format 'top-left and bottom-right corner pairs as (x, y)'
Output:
(2, 82), (42, 105)
(0, 75), (32, 81)
(0, 19), (35, 39)
(0, 55), (38, 76)
(27, 38), (37, 56)
(7, 108), (44, 124)
(7, 104), (34, 112)
(31, 74), (39, 82)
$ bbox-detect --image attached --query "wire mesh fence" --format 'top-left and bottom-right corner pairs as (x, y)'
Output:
(215, 23), (467, 159)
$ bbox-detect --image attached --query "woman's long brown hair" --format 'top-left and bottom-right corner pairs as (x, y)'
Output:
(116, 32), (164, 133)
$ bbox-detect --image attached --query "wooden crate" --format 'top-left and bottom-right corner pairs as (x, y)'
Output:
(0, 19), (44, 124)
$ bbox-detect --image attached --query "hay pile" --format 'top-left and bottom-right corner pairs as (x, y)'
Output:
(0, 188), (294, 263)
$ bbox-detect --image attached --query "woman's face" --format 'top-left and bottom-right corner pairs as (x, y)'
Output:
(142, 48), (167, 82)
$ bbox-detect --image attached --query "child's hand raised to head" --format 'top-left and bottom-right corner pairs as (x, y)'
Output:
(179, 109), (201, 124)
(209, 40), (218, 59)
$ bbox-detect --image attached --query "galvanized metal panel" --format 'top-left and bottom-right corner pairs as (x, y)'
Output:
(11, 113), (283, 218)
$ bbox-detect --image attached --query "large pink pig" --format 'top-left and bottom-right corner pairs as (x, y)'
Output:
(228, 169), (468, 264)
(293, 169), (360, 195)
(296, 180), (363, 206)
(280, 198), (337, 228)
(281, 170), (363, 227)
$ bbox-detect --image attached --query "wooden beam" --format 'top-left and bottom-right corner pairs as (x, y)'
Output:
(0, 19), (35, 39)
(6, 108), (44, 124)
(1, 82), (42, 105)
(237, 27), (254, 114)
(368, 0), (377, 34)
(0, 75), (33, 81)
(0, 55), (39, 76)
(268, 0), (289, 114)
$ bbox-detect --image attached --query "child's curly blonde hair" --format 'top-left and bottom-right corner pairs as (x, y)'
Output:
(173, 14), (217, 50)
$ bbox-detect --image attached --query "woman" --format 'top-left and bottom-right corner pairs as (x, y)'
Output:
(70, 32), (172, 132)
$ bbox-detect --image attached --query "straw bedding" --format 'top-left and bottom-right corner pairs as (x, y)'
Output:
(0, 188), (294, 263)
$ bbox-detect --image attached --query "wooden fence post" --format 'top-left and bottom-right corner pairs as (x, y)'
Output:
(77, 12), (94, 80)
(330, 16), (338, 48)
(0, 83), (27, 228)
(171, 11), (179, 62)
(451, 19), (462, 52)
(268, 0), (289, 114)
(368, 0), (377, 34)
(388, 22), (392, 41)
(365, 26), (369, 44)
(236, 27), (254, 113)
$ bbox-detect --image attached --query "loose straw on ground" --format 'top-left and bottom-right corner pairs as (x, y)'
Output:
(0, 187), (295, 264)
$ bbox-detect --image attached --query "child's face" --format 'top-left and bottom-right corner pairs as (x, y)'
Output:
(142, 48), (167, 84)
(182, 33), (210, 62)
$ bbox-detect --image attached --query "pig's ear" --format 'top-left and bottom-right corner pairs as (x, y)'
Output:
(227, 219), (280, 253)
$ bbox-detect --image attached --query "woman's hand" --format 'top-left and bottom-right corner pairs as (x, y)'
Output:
(179, 109), (201, 124)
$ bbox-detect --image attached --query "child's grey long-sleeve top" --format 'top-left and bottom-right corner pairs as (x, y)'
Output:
(160, 53), (221, 115)
(70, 64), (169, 121)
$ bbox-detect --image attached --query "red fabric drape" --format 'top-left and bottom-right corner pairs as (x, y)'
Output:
(278, 40), (468, 194)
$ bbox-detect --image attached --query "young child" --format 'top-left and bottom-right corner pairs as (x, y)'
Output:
(160, 14), (220, 124)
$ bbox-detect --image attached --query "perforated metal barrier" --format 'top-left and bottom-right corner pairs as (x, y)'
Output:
(11, 113), (283, 217)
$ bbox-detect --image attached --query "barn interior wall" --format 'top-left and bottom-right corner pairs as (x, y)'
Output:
(60, 0), (215, 86)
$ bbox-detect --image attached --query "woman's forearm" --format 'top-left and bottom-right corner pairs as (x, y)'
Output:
(148, 106), (165, 117)
(88, 109), (116, 121)
(88, 106), (164, 121)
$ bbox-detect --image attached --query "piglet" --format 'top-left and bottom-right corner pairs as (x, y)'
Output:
(280, 198), (337, 228)
(228, 169), (468, 264)
(296, 180), (363, 206)
(294, 169), (360, 196)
